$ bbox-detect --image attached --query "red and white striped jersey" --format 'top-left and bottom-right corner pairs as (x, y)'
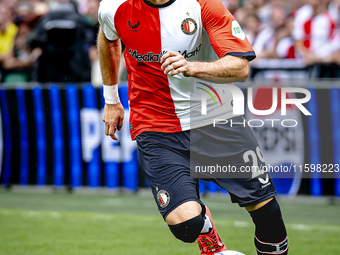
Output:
(276, 37), (295, 59)
(292, 4), (313, 42)
(99, 0), (255, 139)
(293, 5), (337, 58)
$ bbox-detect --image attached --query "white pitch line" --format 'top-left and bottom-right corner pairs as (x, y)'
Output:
(51, 212), (60, 218)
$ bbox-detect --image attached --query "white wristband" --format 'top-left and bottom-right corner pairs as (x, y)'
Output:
(103, 84), (120, 105)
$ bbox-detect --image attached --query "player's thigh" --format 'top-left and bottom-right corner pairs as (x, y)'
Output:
(136, 131), (204, 220)
(166, 201), (202, 225)
(245, 197), (274, 212)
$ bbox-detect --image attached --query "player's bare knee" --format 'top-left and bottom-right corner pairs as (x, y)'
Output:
(165, 201), (202, 225)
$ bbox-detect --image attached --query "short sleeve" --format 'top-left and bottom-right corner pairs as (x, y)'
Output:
(98, 0), (125, 41)
(198, 0), (256, 61)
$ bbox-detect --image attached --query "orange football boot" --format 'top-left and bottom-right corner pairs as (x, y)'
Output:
(196, 206), (227, 255)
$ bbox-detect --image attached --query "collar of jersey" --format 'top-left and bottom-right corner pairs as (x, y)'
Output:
(143, 0), (176, 8)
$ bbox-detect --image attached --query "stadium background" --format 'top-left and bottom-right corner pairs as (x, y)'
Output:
(0, 0), (340, 254)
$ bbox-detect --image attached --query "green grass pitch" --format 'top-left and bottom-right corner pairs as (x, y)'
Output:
(0, 190), (339, 255)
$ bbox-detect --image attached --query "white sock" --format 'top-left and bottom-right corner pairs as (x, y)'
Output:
(201, 214), (213, 234)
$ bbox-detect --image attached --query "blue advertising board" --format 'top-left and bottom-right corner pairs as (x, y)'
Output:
(0, 84), (339, 197)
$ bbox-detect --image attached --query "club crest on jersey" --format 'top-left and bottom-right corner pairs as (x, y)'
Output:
(181, 18), (197, 35)
(157, 190), (170, 208)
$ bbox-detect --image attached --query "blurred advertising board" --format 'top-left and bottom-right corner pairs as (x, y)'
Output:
(0, 84), (139, 191)
(0, 80), (339, 197)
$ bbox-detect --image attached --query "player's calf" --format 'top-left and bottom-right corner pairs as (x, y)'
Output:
(248, 198), (288, 255)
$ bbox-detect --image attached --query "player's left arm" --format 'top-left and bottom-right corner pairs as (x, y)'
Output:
(160, 52), (249, 83)
(161, 0), (254, 83)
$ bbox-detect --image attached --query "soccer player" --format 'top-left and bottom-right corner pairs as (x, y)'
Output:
(98, 0), (289, 254)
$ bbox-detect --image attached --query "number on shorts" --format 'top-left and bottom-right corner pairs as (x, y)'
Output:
(243, 146), (266, 179)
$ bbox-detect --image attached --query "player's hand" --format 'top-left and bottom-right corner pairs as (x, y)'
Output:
(160, 51), (194, 77)
(102, 103), (124, 140)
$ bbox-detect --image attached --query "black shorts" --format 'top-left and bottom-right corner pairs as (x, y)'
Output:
(136, 116), (277, 219)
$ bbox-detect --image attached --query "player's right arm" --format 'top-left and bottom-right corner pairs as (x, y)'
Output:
(98, 0), (126, 140)
(98, 28), (124, 141)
